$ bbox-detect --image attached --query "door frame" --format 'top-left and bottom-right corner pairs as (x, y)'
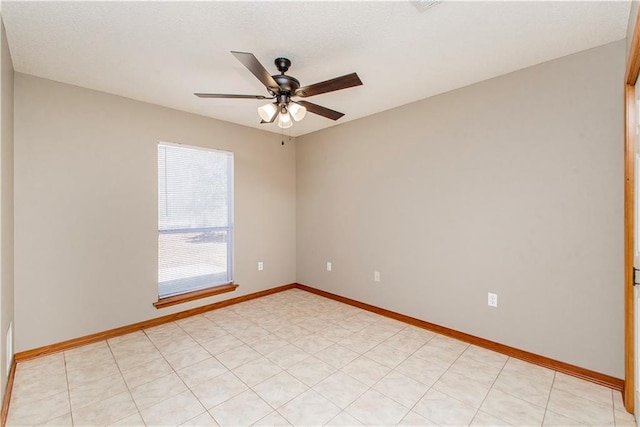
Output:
(624, 5), (640, 414)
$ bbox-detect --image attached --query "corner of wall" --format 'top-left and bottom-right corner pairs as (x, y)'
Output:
(0, 14), (15, 400)
(628, 1), (639, 58)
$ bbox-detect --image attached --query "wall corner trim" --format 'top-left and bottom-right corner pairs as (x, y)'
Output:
(1, 358), (16, 426)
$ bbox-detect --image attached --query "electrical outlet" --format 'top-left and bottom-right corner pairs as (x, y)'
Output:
(374, 271), (381, 282)
(258, 262), (263, 271)
(488, 293), (498, 308)
(327, 262), (332, 271)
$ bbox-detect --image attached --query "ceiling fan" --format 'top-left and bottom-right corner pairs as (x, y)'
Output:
(195, 51), (363, 129)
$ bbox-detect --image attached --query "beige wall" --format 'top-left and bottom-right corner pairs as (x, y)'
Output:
(296, 41), (625, 377)
(629, 1), (639, 59)
(11, 38), (627, 378)
(13, 74), (296, 352)
(0, 17), (14, 397)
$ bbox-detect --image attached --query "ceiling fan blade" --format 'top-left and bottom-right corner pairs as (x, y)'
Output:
(295, 72), (362, 98)
(231, 51), (281, 92)
(194, 93), (272, 99)
(296, 101), (345, 121)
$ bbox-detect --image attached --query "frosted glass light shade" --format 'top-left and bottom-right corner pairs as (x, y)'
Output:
(258, 103), (278, 122)
(289, 103), (307, 121)
(278, 112), (293, 129)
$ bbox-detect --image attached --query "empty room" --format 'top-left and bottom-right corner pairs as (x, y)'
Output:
(0, 0), (638, 426)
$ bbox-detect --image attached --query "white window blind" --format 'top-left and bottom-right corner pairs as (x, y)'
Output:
(158, 142), (233, 298)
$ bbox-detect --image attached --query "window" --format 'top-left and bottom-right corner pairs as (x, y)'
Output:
(157, 142), (233, 300)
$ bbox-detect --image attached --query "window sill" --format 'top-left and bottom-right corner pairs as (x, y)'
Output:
(153, 283), (239, 309)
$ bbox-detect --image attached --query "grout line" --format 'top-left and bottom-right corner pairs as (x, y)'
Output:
(105, 338), (146, 424)
(62, 352), (74, 427)
(270, 295), (350, 425)
(243, 297), (318, 425)
(541, 372), (616, 424)
(358, 326), (434, 422)
(281, 294), (426, 424)
(401, 340), (473, 421)
(142, 322), (223, 423)
(467, 355), (509, 425)
(611, 388), (616, 424)
(541, 371), (557, 425)
(329, 324), (440, 423)
(173, 306), (295, 424)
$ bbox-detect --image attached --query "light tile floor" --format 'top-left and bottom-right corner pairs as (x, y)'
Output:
(6, 289), (637, 426)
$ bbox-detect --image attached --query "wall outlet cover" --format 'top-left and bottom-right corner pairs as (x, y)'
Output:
(488, 293), (498, 308)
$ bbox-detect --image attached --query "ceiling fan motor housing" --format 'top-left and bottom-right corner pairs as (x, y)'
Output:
(271, 57), (300, 97)
(276, 94), (290, 111)
(272, 75), (300, 95)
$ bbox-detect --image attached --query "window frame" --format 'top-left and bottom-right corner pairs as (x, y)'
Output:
(155, 141), (236, 308)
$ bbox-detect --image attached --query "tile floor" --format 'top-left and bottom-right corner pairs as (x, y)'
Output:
(6, 288), (637, 426)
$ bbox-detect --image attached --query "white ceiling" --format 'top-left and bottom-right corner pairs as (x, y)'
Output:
(1, 1), (632, 137)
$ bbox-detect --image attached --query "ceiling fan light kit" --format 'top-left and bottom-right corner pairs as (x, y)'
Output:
(288, 102), (307, 122)
(277, 111), (293, 129)
(258, 102), (278, 122)
(195, 51), (363, 129)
